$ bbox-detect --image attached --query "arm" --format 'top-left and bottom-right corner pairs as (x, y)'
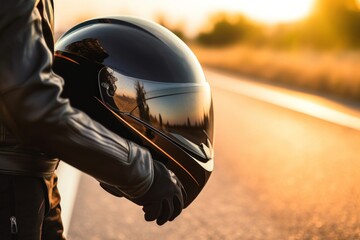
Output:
(0, 0), (152, 198)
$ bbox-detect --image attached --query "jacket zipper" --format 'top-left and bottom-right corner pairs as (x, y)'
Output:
(10, 216), (18, 234)
(9, 176), (18, 240)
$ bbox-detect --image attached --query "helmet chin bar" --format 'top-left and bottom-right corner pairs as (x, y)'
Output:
(95, 97), (210, 208)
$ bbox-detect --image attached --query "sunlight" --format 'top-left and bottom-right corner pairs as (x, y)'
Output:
(223, 0), (315, 23)
(55, 0), (315, 35)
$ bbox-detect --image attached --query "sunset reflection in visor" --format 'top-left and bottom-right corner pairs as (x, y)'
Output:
(98, 67), (214, 161)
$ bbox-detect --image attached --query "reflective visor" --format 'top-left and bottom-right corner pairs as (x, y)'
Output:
(98, 67), (214, 161)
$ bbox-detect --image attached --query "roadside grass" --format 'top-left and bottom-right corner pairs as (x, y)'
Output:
(190, 44), (360, 102)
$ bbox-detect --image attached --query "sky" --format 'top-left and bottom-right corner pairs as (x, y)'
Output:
(54, 0), (315, 36)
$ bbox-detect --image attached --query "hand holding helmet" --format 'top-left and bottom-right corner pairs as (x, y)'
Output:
(134, 160), (185, 225)
(100, 160), (185, 225)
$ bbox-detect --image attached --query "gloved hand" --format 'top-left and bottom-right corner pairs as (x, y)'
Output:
(100, 160), (186, 225)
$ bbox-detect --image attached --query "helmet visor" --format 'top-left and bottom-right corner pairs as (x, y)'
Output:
(98, 67), (214, 162)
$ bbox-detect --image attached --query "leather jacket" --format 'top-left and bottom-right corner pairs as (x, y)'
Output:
(0, 0), (153, 198)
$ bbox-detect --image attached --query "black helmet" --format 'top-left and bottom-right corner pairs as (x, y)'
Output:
(53, 16), (214, 207)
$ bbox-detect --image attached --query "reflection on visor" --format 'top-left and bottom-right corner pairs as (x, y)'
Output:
(98, 67), (206, 112)
(98, 67), (214, 160)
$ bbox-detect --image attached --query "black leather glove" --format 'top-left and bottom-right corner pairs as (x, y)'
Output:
(100, 160), (186, 225)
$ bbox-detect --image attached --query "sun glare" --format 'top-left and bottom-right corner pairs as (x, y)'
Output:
(218, 0), (315, 24)
(55, 0), (315, 35)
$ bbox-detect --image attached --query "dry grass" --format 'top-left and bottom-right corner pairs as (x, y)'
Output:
(190, 44), (360, 101)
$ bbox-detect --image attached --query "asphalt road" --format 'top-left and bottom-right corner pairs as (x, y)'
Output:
(63, 69), (360, 240)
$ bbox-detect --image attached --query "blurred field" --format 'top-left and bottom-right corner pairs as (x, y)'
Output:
(191, 44), (360, 102)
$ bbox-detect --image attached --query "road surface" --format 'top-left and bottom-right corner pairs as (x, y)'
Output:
(59, 69), (360, 240)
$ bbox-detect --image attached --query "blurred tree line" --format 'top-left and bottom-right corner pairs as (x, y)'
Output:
(195, 0), (360, 49)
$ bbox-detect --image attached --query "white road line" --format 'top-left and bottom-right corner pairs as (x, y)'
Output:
(57, 162), (82, 237)
(206, 68), (360, 132)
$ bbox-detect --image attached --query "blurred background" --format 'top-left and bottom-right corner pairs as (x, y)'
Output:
(54, 1), (360, 239)
(55, 0), (360, 102)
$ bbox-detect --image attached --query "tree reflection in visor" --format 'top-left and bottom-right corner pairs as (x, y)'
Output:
(98, 67), (214, 162)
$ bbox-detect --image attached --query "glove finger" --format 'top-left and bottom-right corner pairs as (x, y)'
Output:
(143, 203), (162, 222)
(169, 196), (182, 221)
(156, 199), (173, 226)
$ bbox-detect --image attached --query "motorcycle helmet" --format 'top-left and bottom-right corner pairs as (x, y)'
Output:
(53, 16), (214, 207)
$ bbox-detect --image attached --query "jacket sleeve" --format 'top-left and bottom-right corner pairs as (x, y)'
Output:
(0, 0), (153, 198)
